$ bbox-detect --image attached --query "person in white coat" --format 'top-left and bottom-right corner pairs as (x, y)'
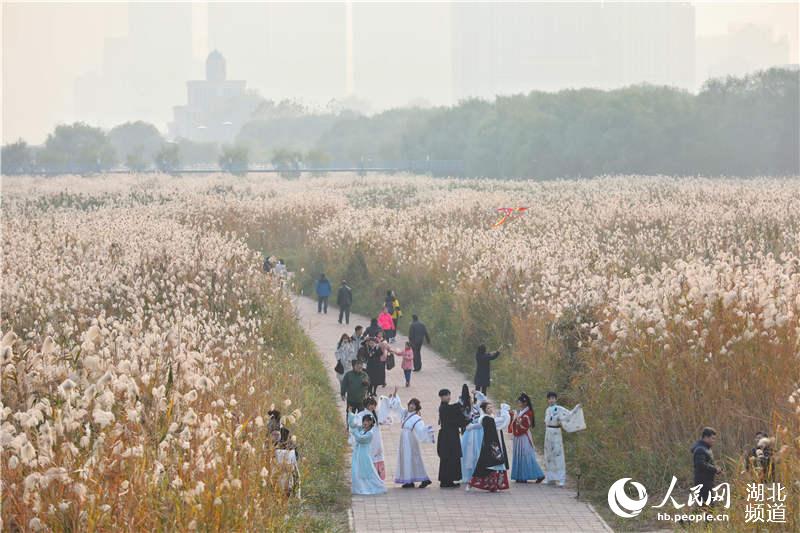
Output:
(388, 393), (435, 488)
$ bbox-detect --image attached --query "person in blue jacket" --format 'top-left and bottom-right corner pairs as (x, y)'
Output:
(315, 273), (332, 314)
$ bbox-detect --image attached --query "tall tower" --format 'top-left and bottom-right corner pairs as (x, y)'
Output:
(206, 50), (226, 82)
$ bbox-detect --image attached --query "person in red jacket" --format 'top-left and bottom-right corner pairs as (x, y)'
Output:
(508, 392), (545, 483)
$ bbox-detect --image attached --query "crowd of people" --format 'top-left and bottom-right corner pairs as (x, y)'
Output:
(276, 267), (776, 506)
(342, 379), (585, 495)
(317, 274), (586, 495)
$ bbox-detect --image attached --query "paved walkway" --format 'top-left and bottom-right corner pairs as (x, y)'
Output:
(294, 296), (612, 533)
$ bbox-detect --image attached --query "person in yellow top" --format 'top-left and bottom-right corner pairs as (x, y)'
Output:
(385, 290), (402, 343)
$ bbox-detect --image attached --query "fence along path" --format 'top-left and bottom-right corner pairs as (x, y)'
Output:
(294, 296), (611, 533)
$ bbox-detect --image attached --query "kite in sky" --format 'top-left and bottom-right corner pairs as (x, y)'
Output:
(492, 207), (529, 228)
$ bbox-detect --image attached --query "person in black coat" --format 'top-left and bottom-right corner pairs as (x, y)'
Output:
(437, 388), (466, 487)
(364, 318), (382, 339)
(408, 315), (431, 371)
(364, 338), (386, 396)
(692, 427), (722, 504)
(474, 344), (501, 394)
(337, 280), (353, 325)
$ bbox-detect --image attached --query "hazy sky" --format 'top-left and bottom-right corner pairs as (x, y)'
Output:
(3, 1), (798, 144)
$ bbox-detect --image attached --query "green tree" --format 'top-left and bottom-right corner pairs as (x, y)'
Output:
(305, 149), (330, 176)
(108, 121), (164, 171)
(154, 143), (181, 173)
(271, 148), (303, 178)
(1, 140), (34, 175)
(37, 122), (116, 174)
(219, 144), (249, 175)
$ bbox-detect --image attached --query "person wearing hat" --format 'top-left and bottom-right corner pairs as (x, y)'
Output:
(437, 388), (466, 487)
(337, 279), (353, 325)
(508, 392), (545, 483)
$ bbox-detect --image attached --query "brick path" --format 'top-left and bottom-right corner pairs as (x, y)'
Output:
(295, 296), (612, 533)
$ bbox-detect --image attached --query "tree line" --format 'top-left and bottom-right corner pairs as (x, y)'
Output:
(3, 68), (797, 178)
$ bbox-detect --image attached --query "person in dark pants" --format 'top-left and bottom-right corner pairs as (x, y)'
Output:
(337, 279), (353, 324)
(474, 345), (501, 394)
(315, 273), (332, 314)
(341, 359), (370, 415)
(692, 427), (722, 505)
(437, 389), (466, 487)
(408, 314), (430, 372)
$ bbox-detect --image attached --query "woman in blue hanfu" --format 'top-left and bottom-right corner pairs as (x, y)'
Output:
(388, 394), (435, 488)
(460, 386), (484, 483)
(348, 411), (387, 495)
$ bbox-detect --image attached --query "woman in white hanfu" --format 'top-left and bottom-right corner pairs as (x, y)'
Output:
(388, 394), (435, 488)
(543, 391), (583, 486)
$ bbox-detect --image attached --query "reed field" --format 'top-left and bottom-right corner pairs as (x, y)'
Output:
(2, 173), (799, 530)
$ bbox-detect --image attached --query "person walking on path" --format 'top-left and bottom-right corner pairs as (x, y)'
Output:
(365, 317), (382, 339)
(437, 388), (466, 488)
(315, 273), (332, 314)
(408, 315), (430, 372)
(377, 307), (395, 341)
(389, 291), (402, 342)
(334, 334), (357, 384)
(341, 359), (370, 413)
(692, 427), (722, 504)
(474, 345), (501, 394)
(388, 394), (435, 488)
(394, 341), (415, 387)
(337, 280), (353, 325)
(508, 392), (545, 483)
(347, 412), (387, 495)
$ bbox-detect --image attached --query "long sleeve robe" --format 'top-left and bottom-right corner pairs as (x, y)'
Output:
(544, 404), (571, 484)
(348, 413), (387, 495)
(388, 395), (434, 484)
(348, 409), (386, 479)
(437, 402), (465, 483)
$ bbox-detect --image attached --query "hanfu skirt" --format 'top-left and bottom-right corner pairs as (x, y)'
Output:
(511, 433), (544, 481)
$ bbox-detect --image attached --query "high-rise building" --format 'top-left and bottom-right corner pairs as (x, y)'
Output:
(451, 2), (695, 101)
(170, 51), (255, 143)
(74, 3), (194, 130)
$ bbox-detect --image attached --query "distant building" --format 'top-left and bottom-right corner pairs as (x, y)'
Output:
(696, 24), (792, 85)
(207, 2), (347, 106)
(74, 3), (194, 131)
(451, 2), (696, 100)
(169, 51), (256, 143)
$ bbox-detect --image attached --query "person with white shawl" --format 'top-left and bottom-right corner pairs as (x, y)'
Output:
(543, 391), (585, 486)
(387, 393), (435, 488)
(347, 411), (387, 495)
(348, 397), (387, 480)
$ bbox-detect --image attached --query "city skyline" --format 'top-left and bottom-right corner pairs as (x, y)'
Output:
(3, 1), (798, 144)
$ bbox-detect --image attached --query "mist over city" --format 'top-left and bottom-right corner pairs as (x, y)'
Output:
(3, 1), (798, 179)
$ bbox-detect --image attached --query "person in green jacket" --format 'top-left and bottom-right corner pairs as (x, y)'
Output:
(341, 359), (370, 413)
